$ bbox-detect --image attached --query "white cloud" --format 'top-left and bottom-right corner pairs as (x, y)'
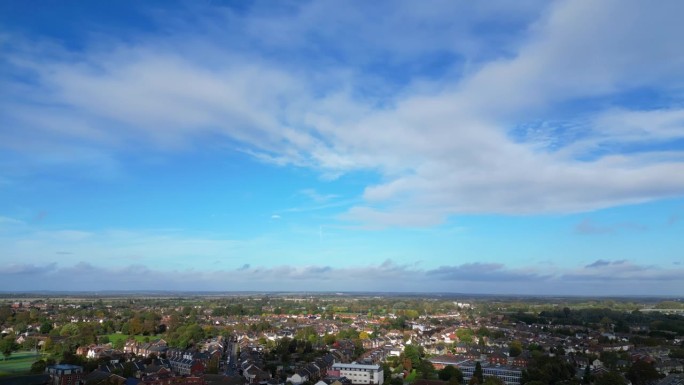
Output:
(341, 206), (446, 229)
(2, 0), (684, 228)
(593, 108), (684, 143)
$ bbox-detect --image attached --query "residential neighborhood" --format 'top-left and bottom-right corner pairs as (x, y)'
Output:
(1, 295), (683, 385)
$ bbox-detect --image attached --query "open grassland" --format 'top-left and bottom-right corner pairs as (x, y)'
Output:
(0, 351), (42, 377)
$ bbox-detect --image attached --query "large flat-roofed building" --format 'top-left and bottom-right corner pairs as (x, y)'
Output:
(330, 363), (383, 385)
(46, 364), (84, 385)
(427, 355), (467, 370)
(458, 361), (522, 385)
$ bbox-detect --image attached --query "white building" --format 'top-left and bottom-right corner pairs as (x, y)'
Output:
(331, 363), (383, 385)
(458, 361), (522, 385)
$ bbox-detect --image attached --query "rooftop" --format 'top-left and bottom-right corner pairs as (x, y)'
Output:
(49, 364), (83, 370)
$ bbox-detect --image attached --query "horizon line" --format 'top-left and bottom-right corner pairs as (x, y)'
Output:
(0, 290), (682, 300)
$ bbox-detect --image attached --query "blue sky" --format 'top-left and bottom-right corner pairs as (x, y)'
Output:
(1, 0), (684, 295)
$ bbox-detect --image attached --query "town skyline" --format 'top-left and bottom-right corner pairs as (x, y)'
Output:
(1, 1), (684, 295)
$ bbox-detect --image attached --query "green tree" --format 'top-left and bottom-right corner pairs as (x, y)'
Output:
(562, 307), (571, 318)
(0, 336), (17, 360)
(324, 333), (336, 345)
(353, 339), (364, 358)
(456, 329), (474, 344)
(76, 323), (97, 345)
(473, 362), (484, 384)
(626, 360), (661, 385)
(403, 344), (422, 368)
(438, 365), (463, 383)
(599, 351), (620, 370)
(22, 337), (37, 351)
(582, 365), (591, 384)
(595, 371), (626, 385)
(43, 337), (54, 352)
(113, 338), (125, 350)
(60, 323), (79, 337)
(40, 321), (53, 334)
(600, 316), (613, 332)
(477, 326), (491, 337)
(382, 363), (393, 383)
(418, 360), (435, 379)
(509, 341), (522, 357)
(122, 362), (137, 378)
(0, 307), (12, 325)
(405, 310), (420, 320)
(521, 355), (575, 384)
(31, 359), (47, 373)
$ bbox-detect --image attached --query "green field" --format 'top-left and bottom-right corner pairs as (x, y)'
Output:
(0, 351), (43, 377)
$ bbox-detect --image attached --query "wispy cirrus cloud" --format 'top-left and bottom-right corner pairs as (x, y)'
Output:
(1, 0), (684, 230)
(0, 216), (24, 227)
(0, 226), (246, 269)
(585, 259), (612, 268)
(667, 214), (681, 226)
(299, 189), (339, 203)
(4, 263), (58, 275)
(562, 259), (682, 282)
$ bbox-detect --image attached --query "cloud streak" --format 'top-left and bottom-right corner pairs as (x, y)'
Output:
(426, 263), (550, 282)
(575, 219), (648, 235)
(1, 259), (681, 295)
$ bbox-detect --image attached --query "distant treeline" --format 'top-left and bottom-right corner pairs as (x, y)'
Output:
(508, 307), (684, 336)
